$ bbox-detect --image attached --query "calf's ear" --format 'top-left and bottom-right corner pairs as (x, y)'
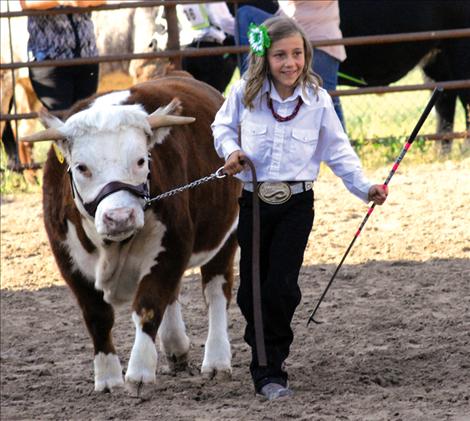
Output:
(160, 97), (183, 116)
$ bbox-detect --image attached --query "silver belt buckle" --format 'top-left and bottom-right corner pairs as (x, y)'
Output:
(257, 182), (292, 204)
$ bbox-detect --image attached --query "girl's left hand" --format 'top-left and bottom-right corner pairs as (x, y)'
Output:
(368, 184), (388, 205)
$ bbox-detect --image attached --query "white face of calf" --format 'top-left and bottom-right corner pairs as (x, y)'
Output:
(25, 93), (194, 243)
(70, 126), (150, 241)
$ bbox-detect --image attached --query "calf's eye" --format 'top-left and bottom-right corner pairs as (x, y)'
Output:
(75, 163), (92, 178)
(77, 164), (88, 173)
(137, 158), (146, 167)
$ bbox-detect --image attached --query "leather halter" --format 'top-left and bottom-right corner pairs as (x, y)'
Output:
(68, 169), (149, 218)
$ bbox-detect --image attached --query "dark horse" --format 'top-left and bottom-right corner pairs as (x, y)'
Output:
(231, 1), (468, 147)
(339, 0), (469, 148)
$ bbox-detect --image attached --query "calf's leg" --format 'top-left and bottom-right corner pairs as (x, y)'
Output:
(158, 297), (191, 372)
(125, 266), (184, 391)
(200, 233), (237, 379)
(70, 279), (123, 392)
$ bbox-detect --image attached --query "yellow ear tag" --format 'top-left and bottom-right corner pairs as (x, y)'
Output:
(52, 143), (65, 163)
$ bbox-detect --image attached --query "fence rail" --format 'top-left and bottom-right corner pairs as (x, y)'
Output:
(330, 80), (470, 97)
(350, 131), (469, 146)
(2, 28), (470, 72)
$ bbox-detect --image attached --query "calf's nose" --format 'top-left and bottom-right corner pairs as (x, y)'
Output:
(103, 208), (136, 230)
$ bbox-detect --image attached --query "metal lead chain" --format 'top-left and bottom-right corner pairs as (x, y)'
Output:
(145, 166), (226, 206)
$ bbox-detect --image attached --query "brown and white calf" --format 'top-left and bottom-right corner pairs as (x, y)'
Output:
(24, 77), (241, 393)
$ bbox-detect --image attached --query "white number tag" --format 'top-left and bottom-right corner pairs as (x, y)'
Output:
(180, 5), (210, 30)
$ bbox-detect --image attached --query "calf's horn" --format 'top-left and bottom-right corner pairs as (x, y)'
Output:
(20, 128), (65, 142)
(147, 115), (195, 129)
(21, 114), (195, 141)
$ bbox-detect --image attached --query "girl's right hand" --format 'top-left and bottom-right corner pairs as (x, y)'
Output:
(223, 150), (247, 176)
(368, 184), (388, 205)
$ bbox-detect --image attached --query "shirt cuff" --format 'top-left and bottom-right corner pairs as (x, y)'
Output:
(221, 140), (241, 161)
(352, 180), (373, 203)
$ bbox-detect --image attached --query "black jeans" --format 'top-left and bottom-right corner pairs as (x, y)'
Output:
(237, 189), (314, 392)
(29, 63), (99, 111)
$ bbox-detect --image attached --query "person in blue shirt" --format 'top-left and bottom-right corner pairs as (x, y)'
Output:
(212, 16), (388, 400)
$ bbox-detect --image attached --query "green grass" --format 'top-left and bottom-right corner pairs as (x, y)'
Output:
(341, 68), (469, 168)
(0, 141), (47, 195)
(340, 68), (466, 140)
(0, 162), (34, 195)
(339, 68), (468, 167)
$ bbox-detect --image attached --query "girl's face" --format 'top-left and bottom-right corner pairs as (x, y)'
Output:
(267, 34), (305, 99)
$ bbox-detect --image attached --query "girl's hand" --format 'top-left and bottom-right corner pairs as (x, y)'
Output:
(223, 150), (247, 176)
(368, 184), (388, 205)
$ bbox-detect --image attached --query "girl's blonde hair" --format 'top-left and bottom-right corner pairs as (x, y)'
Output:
(243, 16), (322, 110)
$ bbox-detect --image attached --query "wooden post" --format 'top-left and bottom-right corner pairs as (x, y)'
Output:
(164, 3), (181, 69)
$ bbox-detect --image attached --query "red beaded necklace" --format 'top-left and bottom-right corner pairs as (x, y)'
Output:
(267, 96), (303, 123)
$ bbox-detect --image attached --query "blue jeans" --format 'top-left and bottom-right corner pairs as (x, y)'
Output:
(313, 49), (345, 127)
(235, 5), (345, 127)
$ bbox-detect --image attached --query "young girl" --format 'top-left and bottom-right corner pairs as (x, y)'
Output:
(211, 17), (387, 400)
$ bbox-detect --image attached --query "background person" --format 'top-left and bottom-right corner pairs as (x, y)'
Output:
(212, 17), (387, 400)
(20, 0), (105, 111)
(178, 2), (237, 92)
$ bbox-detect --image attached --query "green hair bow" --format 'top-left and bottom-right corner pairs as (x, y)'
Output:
(247, 23), (271, 57)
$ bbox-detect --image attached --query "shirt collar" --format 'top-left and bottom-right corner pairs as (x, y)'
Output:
(260, 79), (312, 106)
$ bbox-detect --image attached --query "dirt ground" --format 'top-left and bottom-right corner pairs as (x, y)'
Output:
(1, 158), (469, 421)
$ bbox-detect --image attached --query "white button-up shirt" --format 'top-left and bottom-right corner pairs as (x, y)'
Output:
(212, 79), (372, 202)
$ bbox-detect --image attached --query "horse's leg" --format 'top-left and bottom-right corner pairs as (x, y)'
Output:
(465, 103), (470, 151)
(199, 232), (237, 380)
(440, 38), (470, 152)
(434, 90), (456, 155)
(2, 76), (20, 170)
(1, 121), (19, 169)
(422, 50), (455, 154)
(15, 79), (38, 183)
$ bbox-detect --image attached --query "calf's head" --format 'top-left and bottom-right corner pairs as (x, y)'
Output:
(23, 96), (194, 242)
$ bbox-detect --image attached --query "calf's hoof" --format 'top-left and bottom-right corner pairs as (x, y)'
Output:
(94, 352), (124, 392)
(165, 352), (189, 373)
(201, 366), (232, 381)
(95, 376), (124, 393)
(125, 380), (154, 398)
(125, 364), (156, 397)
(125, 376), (156, 398)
